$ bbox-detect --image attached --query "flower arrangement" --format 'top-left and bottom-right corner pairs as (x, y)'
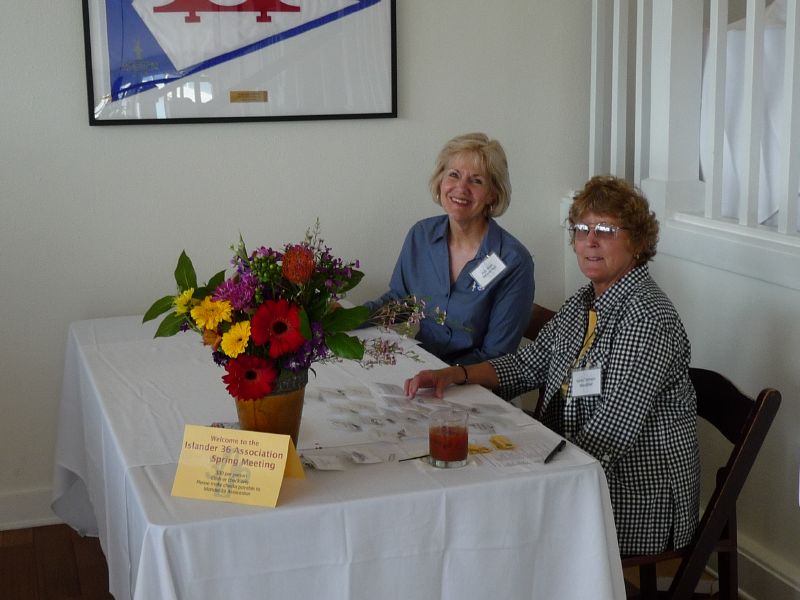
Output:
(143, 223), (369, 401)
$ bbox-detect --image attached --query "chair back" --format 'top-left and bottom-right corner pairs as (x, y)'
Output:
(665, 368), (781, 599)
(522, 303), (556, 419)
(524, 303), (556, 342)
(690, 368), (765, 444)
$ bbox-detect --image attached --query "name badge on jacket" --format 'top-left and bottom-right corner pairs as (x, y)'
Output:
(571, 366), (602, 397)
(470, 253), (506, 290)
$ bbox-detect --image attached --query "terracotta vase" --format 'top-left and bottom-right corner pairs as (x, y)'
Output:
(234, 370), (308, 447)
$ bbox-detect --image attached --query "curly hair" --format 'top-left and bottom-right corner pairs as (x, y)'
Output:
(568, 175), (659, 265)
(428, 132), (511, 218)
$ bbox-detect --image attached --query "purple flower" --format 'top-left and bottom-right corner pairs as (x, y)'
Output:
(212, 350), (228, 366)
(280, 321), (329, 371)
(213, 273), (256, 311)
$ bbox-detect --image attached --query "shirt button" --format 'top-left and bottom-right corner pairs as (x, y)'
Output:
(602, 454), (611, 462)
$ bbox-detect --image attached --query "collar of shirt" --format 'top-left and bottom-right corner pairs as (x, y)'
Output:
(430, 216), (504, 262)
(580, 264), (650, 318)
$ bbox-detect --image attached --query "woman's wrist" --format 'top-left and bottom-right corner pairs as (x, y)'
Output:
(455, 364), (469, 385)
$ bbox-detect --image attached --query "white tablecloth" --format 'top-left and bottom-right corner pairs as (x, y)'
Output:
(52, 316), (625, 600)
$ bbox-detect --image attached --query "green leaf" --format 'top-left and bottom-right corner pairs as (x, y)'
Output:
(305, 294), (329, 322)
(174, 251), (197, 291)
(338, 269), (364, 294)
(322, 305), (369, 334)
(154, 312), (186, 338)
(196, 269), (227, 298)
(143, 295), (176, 323)
(298, 307), (312, 339)
(325, 332), (364, 360)
(207, 269), (226, 292)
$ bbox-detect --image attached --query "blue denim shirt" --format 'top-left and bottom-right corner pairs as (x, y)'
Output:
(365, 215), (535, 365)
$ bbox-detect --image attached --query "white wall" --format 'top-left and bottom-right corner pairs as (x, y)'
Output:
(652, 252), (800, 599)
(0, 1), (590, 522)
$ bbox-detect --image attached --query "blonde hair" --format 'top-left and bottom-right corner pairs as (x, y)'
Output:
(428, 133), (511, 217)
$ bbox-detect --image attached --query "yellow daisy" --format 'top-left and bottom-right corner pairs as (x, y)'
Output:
(173, 288), (195, 315)
(191, 297), (233, 330)
(221, 321), (251, 358)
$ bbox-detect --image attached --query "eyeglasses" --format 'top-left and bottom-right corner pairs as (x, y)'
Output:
(568, 222), (627, 241)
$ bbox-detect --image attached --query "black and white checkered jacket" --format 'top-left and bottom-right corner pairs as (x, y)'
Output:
(490, 265), (700, 555)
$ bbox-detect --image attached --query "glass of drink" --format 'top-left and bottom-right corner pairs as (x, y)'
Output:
(428, 407), (469, 468)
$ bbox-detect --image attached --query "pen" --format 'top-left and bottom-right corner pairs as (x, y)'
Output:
(399, 454), (429, 462)
(543, 439), (566, 464)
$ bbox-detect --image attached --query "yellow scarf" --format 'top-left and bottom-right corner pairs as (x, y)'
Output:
(561, 308), (597, 397)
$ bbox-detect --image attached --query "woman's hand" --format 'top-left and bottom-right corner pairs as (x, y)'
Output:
(405, 361), (500, 398)
(404, 367), (463, 399)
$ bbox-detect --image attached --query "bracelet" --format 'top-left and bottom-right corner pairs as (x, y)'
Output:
(456, 364), (469, 385)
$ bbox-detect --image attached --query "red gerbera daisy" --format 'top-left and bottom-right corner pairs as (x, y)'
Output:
(250, 298), (306, 358)
(282, 244), (315, 284)
(222, 355), (278, 400)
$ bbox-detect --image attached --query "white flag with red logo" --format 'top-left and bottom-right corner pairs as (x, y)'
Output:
(133, 0), (360, 71)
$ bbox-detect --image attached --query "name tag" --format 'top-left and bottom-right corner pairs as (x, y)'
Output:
(470, 253), (506, 289)
(571, 366), (602, 397)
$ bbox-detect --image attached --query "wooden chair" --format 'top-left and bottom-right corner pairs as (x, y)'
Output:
(521, 303), (556, 419)
(623, 368), (781, 599)
(524, 302), (556, 342)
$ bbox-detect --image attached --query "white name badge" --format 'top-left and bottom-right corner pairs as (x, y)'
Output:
(571, 366), (602, 397)
(470, 253), (507, 289)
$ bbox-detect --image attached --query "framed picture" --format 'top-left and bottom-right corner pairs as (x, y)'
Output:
(81, 0), (397, 125)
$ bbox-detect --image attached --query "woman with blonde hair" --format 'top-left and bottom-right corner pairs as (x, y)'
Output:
(366, 132), (535, 365)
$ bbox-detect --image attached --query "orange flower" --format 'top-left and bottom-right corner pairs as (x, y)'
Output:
(282, 244), (315, 284)
(202, 328), (222, 351)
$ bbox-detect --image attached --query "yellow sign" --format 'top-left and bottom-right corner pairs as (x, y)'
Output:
(172, 425), (304, 508)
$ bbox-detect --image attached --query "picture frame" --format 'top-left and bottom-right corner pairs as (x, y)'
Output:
(81, 0), (397, 125)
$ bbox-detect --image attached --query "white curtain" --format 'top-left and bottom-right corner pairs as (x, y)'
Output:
(700, 0), (800, 230)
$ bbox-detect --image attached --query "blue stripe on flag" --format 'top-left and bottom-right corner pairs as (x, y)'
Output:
(108, 0), (382, 101)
